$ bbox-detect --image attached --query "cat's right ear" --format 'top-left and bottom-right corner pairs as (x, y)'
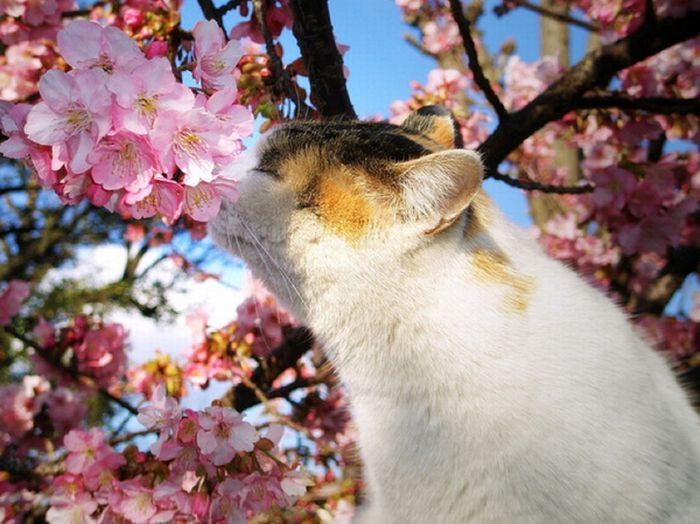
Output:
(395, 149), (483, 235)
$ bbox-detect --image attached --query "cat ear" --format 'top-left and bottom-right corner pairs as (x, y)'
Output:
(401, 105), (463, 149)
(396, 149), (483, 235)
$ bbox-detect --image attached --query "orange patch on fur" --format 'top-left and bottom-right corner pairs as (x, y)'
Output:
(428, 119), (456, 150)
(316, 169), (373, 242)
(279, 150), (320, 193)
(471, 248), (535, 313)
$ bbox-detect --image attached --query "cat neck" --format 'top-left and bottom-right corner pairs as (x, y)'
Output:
(306, 196), (535, 399)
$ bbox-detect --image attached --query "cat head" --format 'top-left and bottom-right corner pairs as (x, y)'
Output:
(209, 106), (484, 317)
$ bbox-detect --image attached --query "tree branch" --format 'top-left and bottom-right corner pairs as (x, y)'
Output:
(255, 0), (312, 118)
(2, 325), (139, 416)
(572, 94), (700, 115)
(478, 9), (700, 172)
(218, 0), (245, 17)
(221, 326), (314, 411)
(289, 0), (356, 119)
(448, 0), (509, 122)
(487, 170), (594, 194)
(494, 0), (599, 32)
(197, 0), (225, 32)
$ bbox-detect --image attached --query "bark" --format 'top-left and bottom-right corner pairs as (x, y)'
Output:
(289, 0), (356, 119)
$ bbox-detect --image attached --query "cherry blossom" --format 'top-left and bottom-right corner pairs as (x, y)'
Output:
(196, 406), (257, 465)
(193, 19), (244, 91)
(0, 279), (29, 326)
(57, 19), (144, 73)
(24, 68), (111, 173)
(108, 57), (194, 135)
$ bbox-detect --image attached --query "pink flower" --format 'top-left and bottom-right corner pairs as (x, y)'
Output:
(422, 20), (460, 54)
(0, 102), (54, 185)
(32, 316), (55, 348)
(235, 291), (292, 357)
(200, 88), (254, 140)
(193, 19), (243, 91)
(237, 472), (288, 514)
(618, 215), (680, 255)
(124, 223), (145, 243)
(590, 167), (638, 209)
(23, 0), (74, 27)
(137, 384), (182, 431)
(149, 108), (233, 185)
(57, 19), (144, 73)
(425, 68), (468, 96)
(110, 478), (175, 523)
(46, 492), (98, 524)
(46, 388), (87, 436)
(121, 6), (144, 28)
(74, 323), (127, 387)
(109, 57), (194, 135)
(0, 0), (25, 18)
(145, 40), (169, 59)
(88, 131), (159, 192)
(0, 279), (29, 326)
(210, 479), (246, 524)
(122, 176), (184, 222)
(690, 291), (700, 323)
(183, 177), (239, 222)
(196, 406), (257, 465)
(24, 69), (111, 174)
(0, 375), (49, 441)
(396, 0), (423, 15)
(64, 428), (125, 477)
(503, 55), (561, 110)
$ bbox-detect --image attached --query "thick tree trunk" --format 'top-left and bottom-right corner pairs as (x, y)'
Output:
(529, 0), (579, 227)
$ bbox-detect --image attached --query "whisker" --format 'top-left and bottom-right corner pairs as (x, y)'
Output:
(227, 217), (276, 355)
(236, 217), (310, 313)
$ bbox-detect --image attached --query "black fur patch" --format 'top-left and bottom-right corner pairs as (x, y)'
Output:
(258, 121), (430, 176)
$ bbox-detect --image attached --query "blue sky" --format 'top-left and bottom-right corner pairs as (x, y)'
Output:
(177, 0), (598, 226)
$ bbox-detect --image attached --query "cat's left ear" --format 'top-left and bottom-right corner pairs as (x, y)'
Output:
(401, 105), (463, 149)
(396, 149), (483, 235)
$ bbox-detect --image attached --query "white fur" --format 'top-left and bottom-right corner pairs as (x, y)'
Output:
(209, 141), (700, 523)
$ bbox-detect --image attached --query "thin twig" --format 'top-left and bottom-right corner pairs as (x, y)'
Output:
(494, 0), (599, 32)
(109, 429), (156, 446)
(0, 184), (37, 196)
(487, 169), (594, 194)
(218, 0), (245, 16)
(197, 0), (226, 32)
(572, 94), (700, 115)
(238, 373), (315, 438)
(448, 0), (509, 121)
(478, 9), (700, 171)
(221, 326), (314, 411)
(2, 325), (139, 416)
(403, 33), (437, 58)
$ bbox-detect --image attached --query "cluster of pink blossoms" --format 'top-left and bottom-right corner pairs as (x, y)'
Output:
(390, 68), (490, 149)
(0, 278), (29, 326)
(0, 374), (86, 453)
(31, 316), (128, 389)
(573, 0), (700, 40)
(0, 0), (73, 102)
(185, 281), (294, 386)
(230, 0), (292, 44)
(46, 387), (307, 523)
(0, 18), (253, 223)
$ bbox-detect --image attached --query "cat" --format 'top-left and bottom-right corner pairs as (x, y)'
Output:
(209, 106), (700, 523)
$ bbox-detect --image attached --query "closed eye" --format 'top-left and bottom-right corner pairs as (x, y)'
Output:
(253, 167), (279, 177)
